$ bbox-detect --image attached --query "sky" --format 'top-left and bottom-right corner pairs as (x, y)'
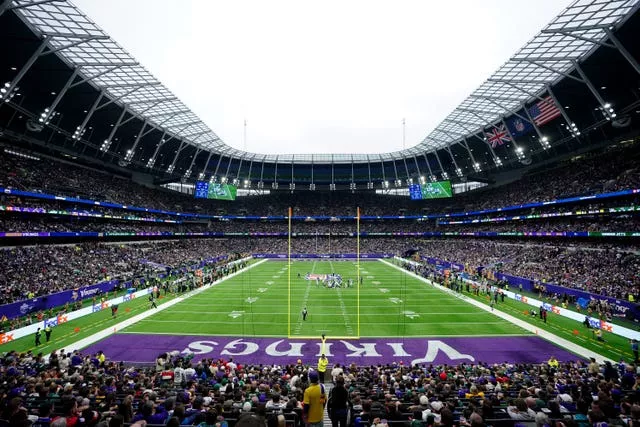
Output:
(74, 0), (572, 155)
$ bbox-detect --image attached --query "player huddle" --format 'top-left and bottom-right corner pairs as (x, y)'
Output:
(304, 272), (359, 288)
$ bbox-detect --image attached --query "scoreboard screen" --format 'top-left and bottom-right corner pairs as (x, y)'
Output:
(409, 180), (453, 200)
(194, 181), (237, 200)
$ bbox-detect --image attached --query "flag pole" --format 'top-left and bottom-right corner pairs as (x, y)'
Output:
(243, 119), (247, 150)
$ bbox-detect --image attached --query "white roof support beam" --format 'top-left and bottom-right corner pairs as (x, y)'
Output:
(72, 90), (103, 143)
(146, 131), (168, 169)
(412, 156), (422, 178)
(433, 150), (446, 178)
(45, 67), (79, 118)
(519, 59), (585, 83)
(69, 65), (123, 88)
(456, 107), (503, 118)
(378, 155), (386, 183)
(421, 153), (434, 179)
(124, 119), (148, 161)
(41, 36), (110, 56)
(603, 28), (640, 76)
(184, 148), (203, 178)
(125, 96), (177, 106)
(259, 158), (265, 184)
(236, 157), (244, 182)
(167, 140), (188, 173)
(0, 0), (64, 17)
(571, 60), (608, 107)
(1, 37), (48, 102)
(96, 108), (127, 155)
(546, 84), (577, 135)
(119, 98), (169, 127)
(444, 145), (460, 174)
(212, 154), (224, 178)
(246, 157), (254, 182)
(392, 158), (399, 182)
(440, 129), (476, 167)
(402, 157), (410, 181)
(140, 112), (186, 138)
(95, 85), (150, 111)
(198, 151), (214, 179)
(366, 155), (371, 184)
(446, 119), (500, 164)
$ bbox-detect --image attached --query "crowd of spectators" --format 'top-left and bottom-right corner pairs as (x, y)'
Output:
(0, 240), (241, 306)
(1, 142), (639, 218)
(0, 212), (637, 235)
(415, 240), (640, 300)
(1, 346), (640, 427)
(0, 238), (417, 306)
(1, 236), (639, 308)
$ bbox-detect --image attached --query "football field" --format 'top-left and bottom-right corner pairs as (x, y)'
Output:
(122, 259), (526, 338)
(7, 258), (628, 365)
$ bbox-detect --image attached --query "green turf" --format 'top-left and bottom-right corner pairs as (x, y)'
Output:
(0, 291), (179, 355)
(121, 260), (526, 337)
(1, 259), (630, 363)
(462, 283), (634, 362)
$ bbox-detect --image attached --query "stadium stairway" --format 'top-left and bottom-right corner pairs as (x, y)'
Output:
(323, 382), (333, 427)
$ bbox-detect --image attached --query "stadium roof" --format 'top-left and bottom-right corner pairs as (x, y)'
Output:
(3, 0), (638, 165)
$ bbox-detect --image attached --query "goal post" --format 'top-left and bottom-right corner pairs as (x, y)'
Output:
(357, 206), (360, 338)
(287, 206), (292, 338)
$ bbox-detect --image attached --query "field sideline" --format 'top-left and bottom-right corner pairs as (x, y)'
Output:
(2, 259), (630, 363)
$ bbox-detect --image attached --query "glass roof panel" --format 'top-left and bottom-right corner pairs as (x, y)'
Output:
(10, 0), (639, 164)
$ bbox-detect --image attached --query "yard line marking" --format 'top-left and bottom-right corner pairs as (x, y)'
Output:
(51, 258), (268, 356)
(161, 310), (487, 316)
(379, 258), (615, 362)
(293, 261), (316, 335)
(329, 259), (355, 336)
(136, 319), (509, 325)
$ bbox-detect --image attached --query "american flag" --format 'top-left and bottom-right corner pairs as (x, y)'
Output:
(529, 96), (561, 126)
(485, 124), (512, 148)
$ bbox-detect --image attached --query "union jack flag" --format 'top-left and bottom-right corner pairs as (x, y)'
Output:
(485, 124), (512, 148)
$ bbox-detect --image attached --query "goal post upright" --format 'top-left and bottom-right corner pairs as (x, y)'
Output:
(357, 206), (360, 338)
(288, 206), (292, 338)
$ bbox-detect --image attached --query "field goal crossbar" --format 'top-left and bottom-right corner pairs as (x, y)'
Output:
(287, 206), (361, 340)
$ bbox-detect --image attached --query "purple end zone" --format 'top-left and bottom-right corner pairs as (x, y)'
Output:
(82, 335), (580, 365)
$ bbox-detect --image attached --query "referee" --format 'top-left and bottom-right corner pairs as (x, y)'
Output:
(302, 307), (308, 321)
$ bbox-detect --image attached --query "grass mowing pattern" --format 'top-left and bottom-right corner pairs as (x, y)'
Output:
(122, 260), (526, 337)
(2, 259), (629, 362)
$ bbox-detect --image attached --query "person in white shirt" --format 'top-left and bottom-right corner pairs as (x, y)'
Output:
(266, 393), (286, 413)
(59, 354), (70, 371)
(331, 363), (344, 383)
(183, 364), (196, 381)
(174, 362), (185, 385)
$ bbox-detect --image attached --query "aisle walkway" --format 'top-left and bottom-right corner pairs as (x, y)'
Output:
(323, 382), (333, 427)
